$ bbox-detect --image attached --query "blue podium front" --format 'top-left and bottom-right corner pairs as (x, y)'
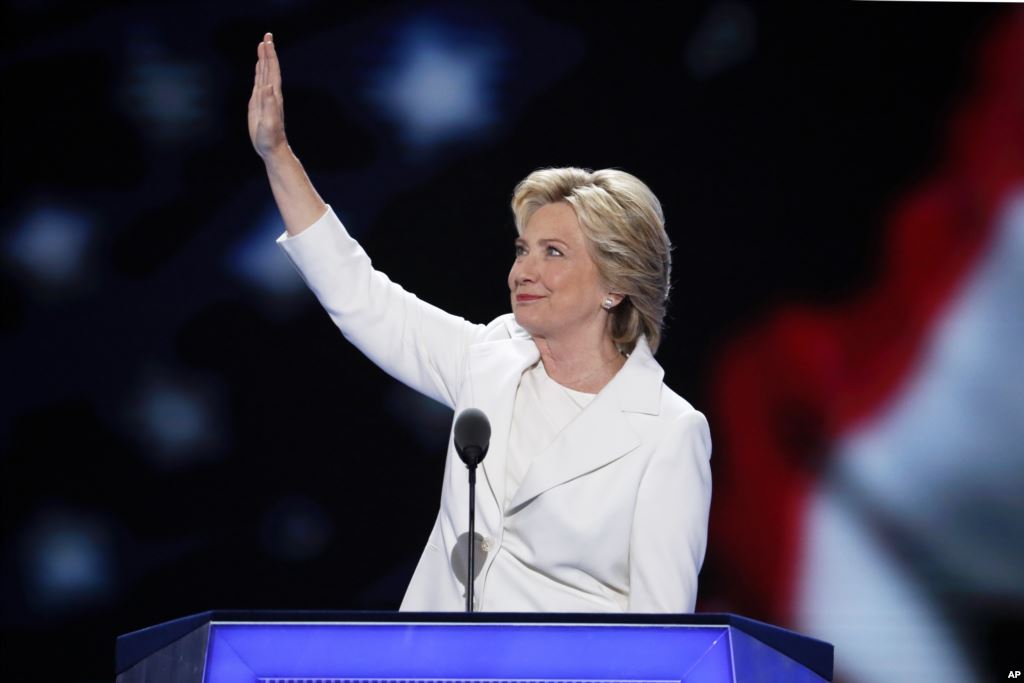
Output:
(116, 612), (833, 683)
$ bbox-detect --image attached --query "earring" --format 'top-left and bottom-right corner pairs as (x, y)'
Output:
(602, 297), (614, 310)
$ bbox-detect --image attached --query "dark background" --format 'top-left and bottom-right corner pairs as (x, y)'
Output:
(2, 2), (1020, 681)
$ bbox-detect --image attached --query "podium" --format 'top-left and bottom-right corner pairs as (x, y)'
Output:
(116, 611), (833, 683)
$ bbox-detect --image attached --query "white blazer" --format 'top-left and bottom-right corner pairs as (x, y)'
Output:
(277, 205), (712, 613)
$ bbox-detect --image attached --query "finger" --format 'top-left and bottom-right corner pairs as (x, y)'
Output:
(261, 84), (279, 117)
(267, 40), (281, 89)
(257, 40), (265, 87)
(261, 32), (273, 88)
(258, 41), (267, 88)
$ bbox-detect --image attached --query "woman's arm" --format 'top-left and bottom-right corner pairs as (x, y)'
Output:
(248, 33), (326, 237)
(627, 410), (713, 612)
(250, 32), (487, 406)
(276, 207), (487, 409)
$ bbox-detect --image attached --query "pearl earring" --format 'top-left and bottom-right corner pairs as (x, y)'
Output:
(602, 297), (614, 310)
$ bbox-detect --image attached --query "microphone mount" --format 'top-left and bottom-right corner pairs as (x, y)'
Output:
(453, 408), (491, 612)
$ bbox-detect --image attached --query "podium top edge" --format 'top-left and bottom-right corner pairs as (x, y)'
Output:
(119, 608), (824, 628)
(116, 610), (833, 680)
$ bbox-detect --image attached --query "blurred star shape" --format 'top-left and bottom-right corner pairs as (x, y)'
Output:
(21, 508), (115, 614)
(367, 20), (503, 150)
(5, 204), (94, 289)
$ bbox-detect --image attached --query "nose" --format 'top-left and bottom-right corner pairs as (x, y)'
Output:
(510, 255), (537, 289)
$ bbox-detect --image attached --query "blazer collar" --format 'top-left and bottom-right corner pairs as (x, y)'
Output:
(498, 314), (664, 415)
(467, 318), (664, 513)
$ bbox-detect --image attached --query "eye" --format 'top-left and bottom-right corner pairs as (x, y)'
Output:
(546, 246), (563, 257)
(514, 244), (526, 257)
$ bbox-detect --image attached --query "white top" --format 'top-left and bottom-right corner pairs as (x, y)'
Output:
(504, 360), (596, 511)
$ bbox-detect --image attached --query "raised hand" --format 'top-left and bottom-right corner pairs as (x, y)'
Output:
(248, 32), (288, 160)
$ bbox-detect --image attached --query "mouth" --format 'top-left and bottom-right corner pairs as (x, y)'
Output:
(515, 294), (545, 303)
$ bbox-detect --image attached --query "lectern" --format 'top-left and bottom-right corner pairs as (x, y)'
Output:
(116, 611), (833, 683)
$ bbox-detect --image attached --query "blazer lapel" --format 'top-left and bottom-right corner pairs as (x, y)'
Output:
(465, 333), (540, 513)
(507, 392), (637, 510)
(507, 336), (665, 510)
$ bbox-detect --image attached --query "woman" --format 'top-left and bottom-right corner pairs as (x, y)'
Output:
(249, 33), (712, 612)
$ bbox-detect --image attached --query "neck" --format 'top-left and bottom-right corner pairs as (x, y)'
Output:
(533, 332), (626, 394)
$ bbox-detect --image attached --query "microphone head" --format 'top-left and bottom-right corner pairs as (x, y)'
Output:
(454, 408), (491, 468)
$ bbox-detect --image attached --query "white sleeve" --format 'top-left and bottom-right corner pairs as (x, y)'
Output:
(276, 205), (487, 409)
(627, 410), (713, 612)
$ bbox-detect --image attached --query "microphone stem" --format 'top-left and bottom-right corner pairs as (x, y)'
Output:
(468, 464), (475, 614)
(467, 464), (476, 613)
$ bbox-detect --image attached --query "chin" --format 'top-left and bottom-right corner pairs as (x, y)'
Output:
(513, 309), (544, 337)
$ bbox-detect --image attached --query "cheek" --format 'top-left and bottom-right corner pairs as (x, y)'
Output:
(567, 270), (602, 308)
(556, 267), (584, 293)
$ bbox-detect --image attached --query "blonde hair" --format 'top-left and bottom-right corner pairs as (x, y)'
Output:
(511, 167), (672, 354)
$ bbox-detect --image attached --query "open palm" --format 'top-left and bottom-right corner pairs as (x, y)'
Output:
(248, 32), (287, 159)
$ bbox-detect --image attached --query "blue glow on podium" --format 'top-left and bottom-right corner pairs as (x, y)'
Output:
(204, 622), (734, 682)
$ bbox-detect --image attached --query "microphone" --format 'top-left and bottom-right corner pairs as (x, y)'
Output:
(454, 408), (491, 468)
(453, 408), (490, 612)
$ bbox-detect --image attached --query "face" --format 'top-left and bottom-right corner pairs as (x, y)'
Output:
(508, 202), (612, 343)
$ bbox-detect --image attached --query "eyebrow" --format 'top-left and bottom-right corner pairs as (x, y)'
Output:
(514, 237), (569, 247)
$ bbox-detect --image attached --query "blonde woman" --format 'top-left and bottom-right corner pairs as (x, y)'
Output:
(249, 33), (712, 612)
